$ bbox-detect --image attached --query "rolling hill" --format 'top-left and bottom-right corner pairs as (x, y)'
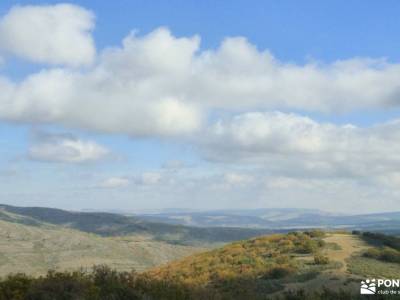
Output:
(0, 204), (278, 278)
(1, 204), (400, 298)
(0, 204), (273, 246)
(142, 230), (400, 299)
(0, 217), (203, 276)
(145, 230), (339, 298)
(2, 230), (400, 299)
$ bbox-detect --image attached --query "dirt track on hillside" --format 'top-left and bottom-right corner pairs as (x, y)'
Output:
(323, 233), (370, 273)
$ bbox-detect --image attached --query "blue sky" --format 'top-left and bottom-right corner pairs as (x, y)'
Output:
(0, 1), (400, 213)
(2, 0), (400, 62)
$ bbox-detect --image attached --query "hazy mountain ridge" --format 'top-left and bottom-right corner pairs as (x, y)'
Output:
(138, 208), (400, 233)
(3, 204), (399, 239)
(0, 204), (274, 246)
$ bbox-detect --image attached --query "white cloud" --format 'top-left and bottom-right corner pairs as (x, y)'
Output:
(139, 172), (162, 185)
(0, 6), (399, 213)
(202, 111), (400, 180)
(0, 26), (400, 138)
(100, 177), (130, 188)
(82, 167), (396, 212)
(265, 177), (316, 189)
(28, 131), (109, 163)
(224, 172), (253, 185)
(98, 171), (163, 189)
(192, 45), (400, 112)
(0, 29), (202, 137)
(0, 4), (95, 66)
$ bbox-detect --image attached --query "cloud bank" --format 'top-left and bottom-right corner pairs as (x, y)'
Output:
(202, 112), (400, 182)
(0, 18), (399, 137)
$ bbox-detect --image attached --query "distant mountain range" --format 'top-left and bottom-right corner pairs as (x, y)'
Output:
(137, 208), (400, 234)
(1, 204), (399, 242)
(0, 204), (273, 246)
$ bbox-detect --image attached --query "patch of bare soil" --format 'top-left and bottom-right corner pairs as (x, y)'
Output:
(323, 233), (370, 273)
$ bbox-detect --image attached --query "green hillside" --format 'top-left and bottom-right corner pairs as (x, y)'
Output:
(0, 204), (272, 246)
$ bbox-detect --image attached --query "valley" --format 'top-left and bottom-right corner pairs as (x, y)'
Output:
(1, 204), (400, 299)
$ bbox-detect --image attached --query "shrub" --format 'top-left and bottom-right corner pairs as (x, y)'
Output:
(362, 232), (400, 251)
(380, 248), (400, 263)
(296, 240), (319, 254)
(305, 230), (325, 238)
(23, 270), (94, 300)
(276, 255), (290, 265)
(314, 254), (329, 265)
(264, 266), (295, 279)
(0, 273), (33, 300)
(363, 247), (400, 264)
(363, 248), (380, 259)
(92, 265), (141, 299)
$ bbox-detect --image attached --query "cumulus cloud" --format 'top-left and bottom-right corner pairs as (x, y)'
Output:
(0, 4), (95, 66)
(202, 111), (400, 181)
(100, 177), (130, 188)
(192, 46), (400, 112)
(0, 28), (202, 137)
(0, 24), (400, 137)
(28, 131), (109, 163)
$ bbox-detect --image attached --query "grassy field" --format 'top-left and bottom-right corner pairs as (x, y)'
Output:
(0, 219), (202, 276)
(347, 256), (400, 278)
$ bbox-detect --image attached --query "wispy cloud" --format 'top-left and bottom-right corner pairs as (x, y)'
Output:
(99, 177), (130, 188)
(28, 131), (109, 163)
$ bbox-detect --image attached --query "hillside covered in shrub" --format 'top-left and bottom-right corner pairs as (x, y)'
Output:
(147, 231), (327, 285)
(2, 230), (399, 299)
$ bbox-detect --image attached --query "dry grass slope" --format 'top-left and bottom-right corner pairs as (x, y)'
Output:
(0, 219), (201, 277)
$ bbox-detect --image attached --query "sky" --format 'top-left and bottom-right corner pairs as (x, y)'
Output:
(0, 1), (400, 213)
